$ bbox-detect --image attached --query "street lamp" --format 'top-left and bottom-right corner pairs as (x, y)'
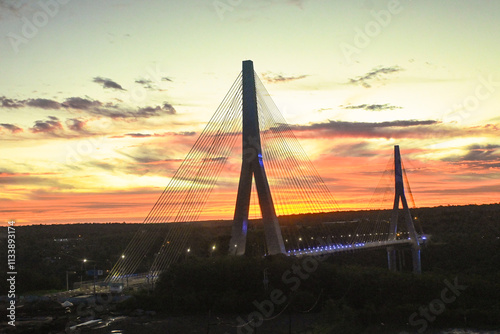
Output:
(82, 259), (100, 297)
(66, 271), (76, 291)
(80, 258), (87, 288)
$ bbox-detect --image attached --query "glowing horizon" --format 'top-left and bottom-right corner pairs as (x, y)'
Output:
(1, 0), (499, 225)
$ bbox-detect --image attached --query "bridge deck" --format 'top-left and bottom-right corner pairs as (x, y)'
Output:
(96, 238), (421, 288)
(287, 238), (414, 257)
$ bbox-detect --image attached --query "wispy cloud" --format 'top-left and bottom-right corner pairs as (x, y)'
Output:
(343, 104), (402, 111)
(261, 71), (308, 83)
(348, 66), (402, 88)
(93, 76), (126, 91)
(135, 79), (155, 90)
(253, 0), (309, 10)
(135, 76), (171, 91)
(0, 172), (72, 189)
(116, 131), (196, 139)
(286, 0), (308, 8)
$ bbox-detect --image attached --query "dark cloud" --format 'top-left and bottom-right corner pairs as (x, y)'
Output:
(444, 144), (500, 163)
(62, 97), (175, 119)
(462, 144), (500, 161)
(348, 66), (402, 88)
(66, 118), (87, 132)
(0, 94), (176, 119)
(92, 77), (126, 90)
(26, 98), (61, 109)
(137, 102), (176, 117)
(0, 123), (23, 133)
(0, 97), (61, 109)
(343, 104), (402, 111)
(120, 131), (195, 138)
(261, 72), (308, 83)
(0, 96), (24, 108)
(62, 97), (102, 110)
(136, 105), (164, 117)
(125, 133), (152, 138)
(289, 119), (439, 139)
(136, 77), (171, 90)
(30, 116), (63, 134)
(174, 131), (196, 136)
(162, 102), (176, 115)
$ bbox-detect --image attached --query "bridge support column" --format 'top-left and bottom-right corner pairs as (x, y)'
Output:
(229, 60), (286, 256)
(387, 246), (397, 271)
(411, 244), (421, 274)
(388, 145), (421, 274)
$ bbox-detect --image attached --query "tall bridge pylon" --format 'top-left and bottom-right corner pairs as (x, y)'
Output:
(387, 145), (421, 274)
(229, 60), (286, 256)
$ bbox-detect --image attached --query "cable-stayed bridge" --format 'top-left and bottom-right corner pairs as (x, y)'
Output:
(104, 60), (424, 286)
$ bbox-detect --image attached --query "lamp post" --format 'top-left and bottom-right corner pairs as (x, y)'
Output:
(92, 262), (97, 297)
(66, 271), (76, 291)
(80, 258), (87, 289)
(82, 259), (102, 297)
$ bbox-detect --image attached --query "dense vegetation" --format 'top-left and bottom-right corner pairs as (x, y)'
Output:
(147, 255), (499, 331)
(1, 204), (499, 331)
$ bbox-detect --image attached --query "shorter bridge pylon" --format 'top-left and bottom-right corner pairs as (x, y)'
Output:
(387, 145), (421, 274)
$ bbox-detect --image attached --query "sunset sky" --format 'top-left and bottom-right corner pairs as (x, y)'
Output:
(1, 0), (499, 225)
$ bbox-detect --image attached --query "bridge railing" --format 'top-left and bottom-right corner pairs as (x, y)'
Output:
(288, 238), (415, 257)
